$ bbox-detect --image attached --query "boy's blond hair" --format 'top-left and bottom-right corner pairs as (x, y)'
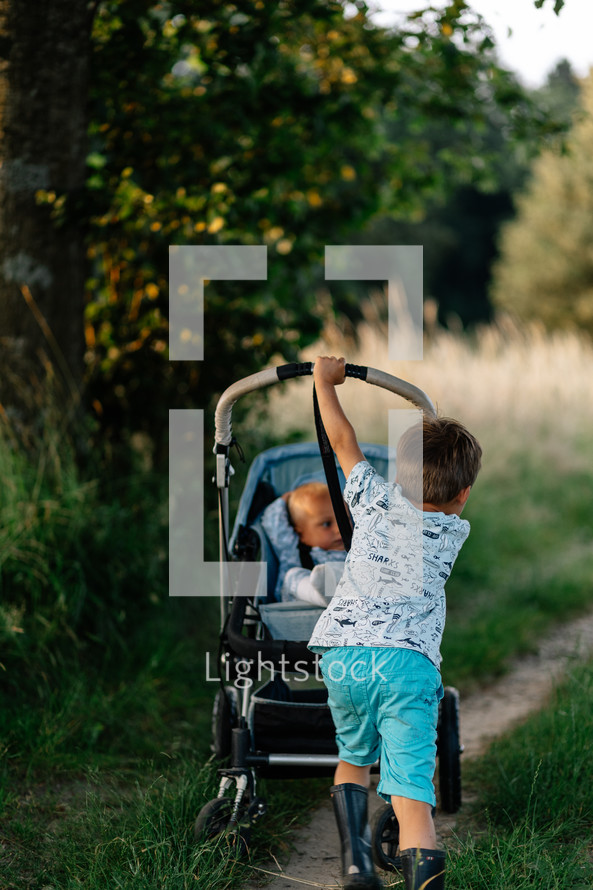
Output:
(396, 416), (482, 506)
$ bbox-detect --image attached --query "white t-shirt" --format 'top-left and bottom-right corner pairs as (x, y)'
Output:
(308, 460), (470, 667)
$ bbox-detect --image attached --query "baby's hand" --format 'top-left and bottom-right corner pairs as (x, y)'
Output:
(314, 355), (346, 387)
(311, 563), (344, 599)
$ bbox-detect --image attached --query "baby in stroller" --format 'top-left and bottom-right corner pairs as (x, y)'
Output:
(260, 481), (347, 605)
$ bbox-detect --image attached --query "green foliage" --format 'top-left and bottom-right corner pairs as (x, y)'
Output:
(535, 0), (565, 13)
(532, 59), (581, 131)
(0, 410), (169, 707)
(360, 57), (579, 331)
(491, 72), (593, 336)
(82, 0), (548, 462)
(365, 186), (515, 327)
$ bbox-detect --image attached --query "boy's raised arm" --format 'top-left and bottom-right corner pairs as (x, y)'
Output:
(313, 356), (365, 479)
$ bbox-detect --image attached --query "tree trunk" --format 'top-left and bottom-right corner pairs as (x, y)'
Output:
(0, 0), (91, 408)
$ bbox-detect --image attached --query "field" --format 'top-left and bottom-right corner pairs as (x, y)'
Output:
(264, 316), (593, 688)
(266, 315), (593, 467)
(2, 318), (593, 888)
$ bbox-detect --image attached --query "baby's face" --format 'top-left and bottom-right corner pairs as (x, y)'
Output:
(296, 495), (344, 551)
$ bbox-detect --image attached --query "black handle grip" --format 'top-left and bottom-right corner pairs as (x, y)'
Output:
(276, 362), (314, 381)
(345, 363), (368, 380)
(277, 361), (368, 382)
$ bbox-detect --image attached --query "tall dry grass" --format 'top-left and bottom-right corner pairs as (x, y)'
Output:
(262, 315), (593, 688)
(264, 316), (593, 478)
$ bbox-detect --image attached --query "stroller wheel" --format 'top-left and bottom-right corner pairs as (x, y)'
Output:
(211, 686), (239, 760)
(372, 804), (401, 873)
(194, 797), (251, 858)
(437, 686), (462, 813)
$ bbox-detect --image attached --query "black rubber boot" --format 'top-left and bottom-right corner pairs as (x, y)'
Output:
(400, 848), (446, 889)
(331, 783), (382, 890)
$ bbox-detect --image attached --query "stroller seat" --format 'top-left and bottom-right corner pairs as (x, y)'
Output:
(258, 600), (325, 642)
(245, 511), (327, 642)
(230, 442), (394, 642)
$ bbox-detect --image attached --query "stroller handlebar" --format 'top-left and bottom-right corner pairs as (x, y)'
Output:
(214, 361), (436, 449)
(362, 366), (436, 417)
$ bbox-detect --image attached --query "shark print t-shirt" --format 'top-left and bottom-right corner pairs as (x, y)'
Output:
(308, 460), (470, 667)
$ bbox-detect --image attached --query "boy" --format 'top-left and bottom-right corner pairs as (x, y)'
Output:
(261, 481), (346, 604)
(308, 356), (482, 890)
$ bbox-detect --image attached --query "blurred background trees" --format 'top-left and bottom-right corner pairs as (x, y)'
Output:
(364, 58), (581, 330)
(84, 0), (540, 464)
(0, 0), (577, 468)
(491, 68), (593, 335)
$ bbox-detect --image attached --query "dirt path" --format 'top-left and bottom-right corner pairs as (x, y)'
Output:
(245, 609), (593, 889)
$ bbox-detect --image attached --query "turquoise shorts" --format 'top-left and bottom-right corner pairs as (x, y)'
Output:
(319, 646), (444, 806)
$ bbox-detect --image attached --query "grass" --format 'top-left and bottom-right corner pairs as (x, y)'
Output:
(468, 662), (593, 837)
(441, 448), (593, 688)
(2, 317), (593, 888)
(0, 753), (327, 889)
(0, 757), (248, 889)
(447, 659), (593, 888)
(267, 314), (593, 456)
(0, 403), (328, 889)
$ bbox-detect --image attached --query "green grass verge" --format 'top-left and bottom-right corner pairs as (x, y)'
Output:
(447, 660), (593, 888)
(442, 447), (593, 689)
(0, 754), (326, 889)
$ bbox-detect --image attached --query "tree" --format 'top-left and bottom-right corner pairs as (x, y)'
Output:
(533, 59), (580, 130)
(0, 0), (92, 407)
(0, 0), (556, 459)
(491, 72), (593, 335)
(360, 60), (579, 330)
(83, 0), (545, 464)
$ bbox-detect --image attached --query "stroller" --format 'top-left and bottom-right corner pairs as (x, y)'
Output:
(196, 361), (463, 870)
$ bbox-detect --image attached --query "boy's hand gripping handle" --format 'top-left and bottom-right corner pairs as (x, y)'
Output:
(214, 361), (436, 453)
